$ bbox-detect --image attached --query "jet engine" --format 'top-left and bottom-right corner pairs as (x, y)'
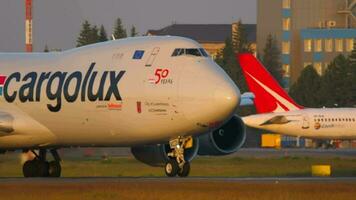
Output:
(131, 138), (199, 167)
(198, 115), (246, 155)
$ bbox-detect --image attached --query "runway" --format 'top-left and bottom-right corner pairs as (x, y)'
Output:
(0, 176), (355, 183)
(0, 177), (355, 200)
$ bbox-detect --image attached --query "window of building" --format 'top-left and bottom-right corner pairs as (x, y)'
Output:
(314, 62), (323, 75)
(346, 38), (354, 52)
(283, 0), (291, 9)
(282, 41), (290, 54)
(314, 39), (322, 52)
(282, 64), (290, 77)
(325, 39), (333, 52)
(282, 18), (290, 31)
(304, 62), (312, 68)
(335, 39), (344, 52)
(304, 39), (312, 52)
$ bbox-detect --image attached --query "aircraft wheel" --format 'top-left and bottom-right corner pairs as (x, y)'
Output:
(48, 161), (61, 177)
(165, 159), (179, 177)
(178, 162), (190, 177)
(23, 160), (48, 177)
(37, 161), (49, 177)
(23, 160), (36, 177)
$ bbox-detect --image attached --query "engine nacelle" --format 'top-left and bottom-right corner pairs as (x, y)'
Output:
(131, 138), (199, 167)
(198, 115), (246, 156)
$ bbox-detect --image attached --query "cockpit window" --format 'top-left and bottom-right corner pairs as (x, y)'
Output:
(172, 48), (209, 57)
(199, 48), (209, 57)
(185, 48), (202, 57)
(172, 48), (185, 57)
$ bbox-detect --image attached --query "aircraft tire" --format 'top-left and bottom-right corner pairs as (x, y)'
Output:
(177, 162), (190, 177)
(48, 161), (61, 177)
(23, 160), (49, 177)
(23, 160), (35, 177)
(36, 161), (50, 177)
(165, 159), (179, 177)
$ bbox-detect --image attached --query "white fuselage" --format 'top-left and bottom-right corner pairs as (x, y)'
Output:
(243, 108), (356, 140)
(0, 36), (240, 149)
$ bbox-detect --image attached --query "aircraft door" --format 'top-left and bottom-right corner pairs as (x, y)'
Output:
(302, 114), (310, 129)
(145, 47), (160, 67)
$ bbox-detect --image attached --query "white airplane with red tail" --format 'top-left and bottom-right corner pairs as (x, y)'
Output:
(238, 53), (356, 140)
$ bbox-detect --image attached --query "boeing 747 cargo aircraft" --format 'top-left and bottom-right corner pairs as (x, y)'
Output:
(239, 54), (356, 142)
(0, 36), (247, 177)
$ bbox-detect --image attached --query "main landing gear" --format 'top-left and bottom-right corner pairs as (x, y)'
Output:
(164, 136), (192, 177)
(22, 149), (62, 177)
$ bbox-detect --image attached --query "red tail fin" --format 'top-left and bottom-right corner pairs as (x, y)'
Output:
(237, 53), (303, 113)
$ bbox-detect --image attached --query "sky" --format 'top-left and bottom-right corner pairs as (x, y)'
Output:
(0, 0), (256, 52)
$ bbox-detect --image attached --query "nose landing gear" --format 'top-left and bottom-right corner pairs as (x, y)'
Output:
(164, 136), (192, 177)
(22, 149), (62, 178)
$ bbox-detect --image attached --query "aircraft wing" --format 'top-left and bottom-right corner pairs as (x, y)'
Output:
(260, 115), (291, 126)
(240, 92), (255, 106)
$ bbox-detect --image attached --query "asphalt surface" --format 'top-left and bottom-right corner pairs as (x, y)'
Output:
(61, 147), (356, 159)
(0, 177), (355, 184)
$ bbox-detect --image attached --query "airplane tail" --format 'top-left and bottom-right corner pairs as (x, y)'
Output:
(237, 53), (303, 113)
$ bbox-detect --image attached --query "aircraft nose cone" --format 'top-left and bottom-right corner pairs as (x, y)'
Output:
(214, 82), (240, 118)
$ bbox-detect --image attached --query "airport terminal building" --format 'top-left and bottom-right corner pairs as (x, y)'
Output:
(258, 0), (356, 87)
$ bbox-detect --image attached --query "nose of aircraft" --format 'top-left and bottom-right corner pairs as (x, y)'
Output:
(214, 81), (240, 118)
(178, 60), (241, 126)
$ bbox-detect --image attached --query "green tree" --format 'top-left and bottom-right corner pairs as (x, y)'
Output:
(215, 20), (254, 93)
(130, 25), (138, 37)
(348, 43), (356, 106)
(99, 25), (108, 42)
(320, 54), (351, 107)
(232, 20), (253, 53)
(262, 34), (283, 86)
(113, 18), (127, 39)
(77, 20), (94, 47)
(289, 65), (322, 107)
(90, 25), (100, 44)
(216, 37), (248, 92)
